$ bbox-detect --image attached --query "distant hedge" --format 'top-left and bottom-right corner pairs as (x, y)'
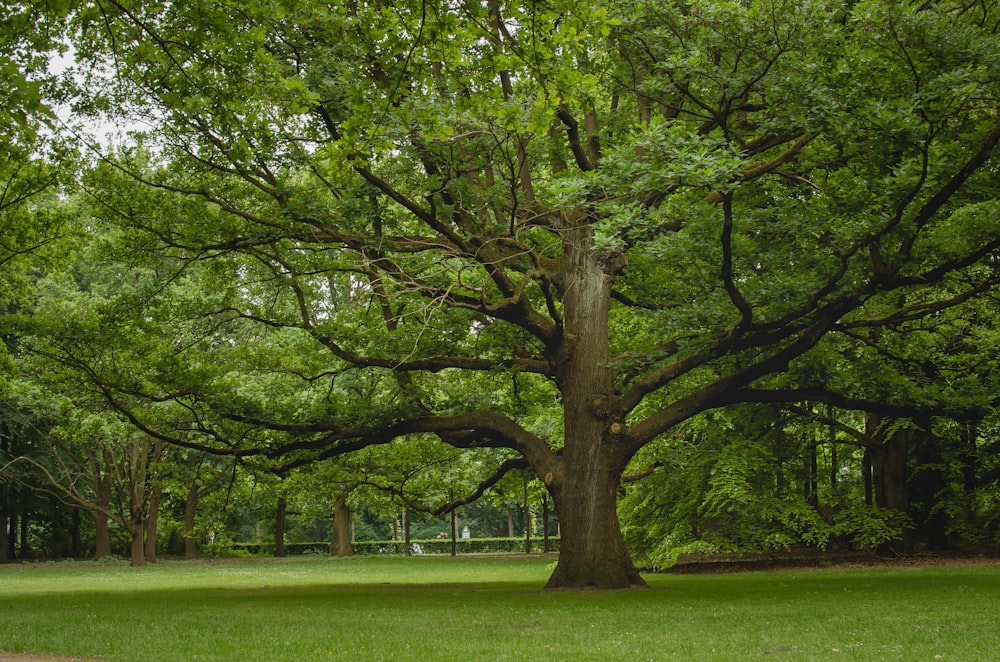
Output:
(227, 537), (560, 556)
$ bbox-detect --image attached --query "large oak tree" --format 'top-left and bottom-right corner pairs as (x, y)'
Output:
(62, 0), (1000, 587)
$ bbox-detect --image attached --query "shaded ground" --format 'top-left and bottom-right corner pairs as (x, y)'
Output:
(664, 549), (1000, 573)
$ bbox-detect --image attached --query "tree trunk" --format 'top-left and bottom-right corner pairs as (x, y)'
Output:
(909, 418), (949, 549)
(330, 495), (352, 557)
(868, 415), (914, 553)
(873, 430), (910, 512)
(862, 447), (873, 506)
(960, 420), (979, 526)
(128, 521), (146, 567)
(450, 509), (457, 556)
(805, 444), (819, 508)
(93, 512), (111, 559)
(546, 464), (643, 588)
(544, 237), (644, 588)
(145, 482), (161, 563)
(18, 510), (29, 559)
(0, 486), (8, 563)
(8, 511), (17, 560)
(523, 482), (531, 554)
(0, 437), (8, 561)
(92, 471), (114, 559)
(402, 510), (411, 555)
(542, 497), (550, 554)
(507, 506), (515, 538)
(275, 496), (287, 558)
(184, 479), (199, 560)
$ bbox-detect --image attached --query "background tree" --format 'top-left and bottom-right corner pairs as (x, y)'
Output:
(50, 0), (1000, 586)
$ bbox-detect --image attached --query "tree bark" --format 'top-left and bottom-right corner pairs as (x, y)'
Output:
(402, 510), (411, 555)
(275, 496), (287, 558)
(145, 482), (161, 563)
(93, 474), (112, 559)
(546, 465), (643, 588)
(19, 510), (29, 559)
(0, 487), (8, 563)
(862, 447), (874, 507)
(909, 418), (949, 549)
(544, 229), (645, 589)
(8, 512), (17, 560)
(872, 430), (910, 512)
(184, 479), (199, 560)
(450, 509), (457, 556)
(330, 495), (352, 557)
(867, 414), (914, 553)
(805, 443), (819, 508)
(542, 497), (550, 554)
(523, 483), (531, 554)
(128, 521), (145, 567)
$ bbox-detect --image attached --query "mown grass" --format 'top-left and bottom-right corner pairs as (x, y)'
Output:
(1, 555), (998, 661)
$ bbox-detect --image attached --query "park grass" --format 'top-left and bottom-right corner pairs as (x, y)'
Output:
(1, 555), (998, 661)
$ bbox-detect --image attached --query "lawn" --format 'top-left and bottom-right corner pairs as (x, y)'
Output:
(1, 555), (998, 661)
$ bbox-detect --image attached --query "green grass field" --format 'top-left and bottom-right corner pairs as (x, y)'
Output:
(1, 555), (998, 661)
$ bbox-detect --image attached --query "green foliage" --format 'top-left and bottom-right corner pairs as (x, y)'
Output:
(832, 505), (911, 551)
(621, 405), (930, 569)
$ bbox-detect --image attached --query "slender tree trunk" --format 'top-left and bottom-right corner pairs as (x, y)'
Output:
(402, 510), (411, 555)
(507, 506), (515, 538)
(0, 486), (8, 563)
(862, 447), (874, 506)
(523, 483), (531, 554)
(0, 438), (8, 561)
(330, 496), (352, 557)
(961, 421), (979, 526)
(542, 497), (550, 554)
(8, 512), (17, 560)
(450, 509), (457, 556)
(145, 482), (161, 563)
(126, 438), (149, 566)
(92, 470), (113, 558)
(184, 479), (199, 560)
(805, 444), (819, 508)
(275, 496), (287, 558)
(19, 510), (29, 559)
(830, 443), (838, 489)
